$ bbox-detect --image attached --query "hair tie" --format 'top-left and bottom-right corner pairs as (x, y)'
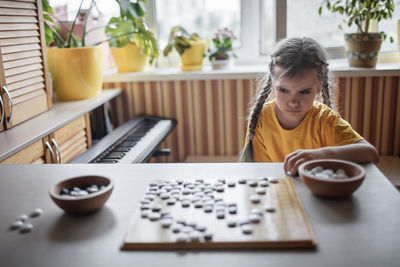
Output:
(248, 132), (255, 141)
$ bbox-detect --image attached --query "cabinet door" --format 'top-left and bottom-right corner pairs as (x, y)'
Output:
(49, 114), (92, 163)
(0, 139), (46, 163)
(0, 0), (51, 129)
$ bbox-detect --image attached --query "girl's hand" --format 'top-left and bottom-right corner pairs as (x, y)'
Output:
(284, 148), (325, 176)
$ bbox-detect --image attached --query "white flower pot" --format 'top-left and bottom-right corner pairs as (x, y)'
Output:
(211, 59), (233, 70)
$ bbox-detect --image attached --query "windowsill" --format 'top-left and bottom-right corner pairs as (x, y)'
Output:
(103, 58), (400, 83)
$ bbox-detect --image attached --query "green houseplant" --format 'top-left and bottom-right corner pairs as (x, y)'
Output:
(105, 0), (158, 72)
(45, 0), (104, 100)
(208, 27), (237, 70)
(163, 26), (206, 71)
(319, 0), (395, 67)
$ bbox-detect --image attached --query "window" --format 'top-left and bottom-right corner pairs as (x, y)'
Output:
(155, 0), (241, 49)
(48, 0), (399, 65)
(287, 0), (355, 48)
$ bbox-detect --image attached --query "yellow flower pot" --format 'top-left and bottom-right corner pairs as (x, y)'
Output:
(47, 46), (103, 101)
(180, 40), (206, 71)
(110, 43), (147, 73)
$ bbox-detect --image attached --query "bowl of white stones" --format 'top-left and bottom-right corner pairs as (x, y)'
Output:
(49, 175), (114, 214)
(298, 159), (366, 198)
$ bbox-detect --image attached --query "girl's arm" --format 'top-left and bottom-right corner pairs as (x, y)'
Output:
(284, 140), (379, 176)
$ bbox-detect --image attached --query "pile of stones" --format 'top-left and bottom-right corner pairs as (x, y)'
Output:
(9, 208), (43, 233)
(139, 177), (278, 243)
(59, 184), (106, 197)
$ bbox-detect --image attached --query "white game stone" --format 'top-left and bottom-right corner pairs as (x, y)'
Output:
(250, 195), (261, 203)
(17, 214), (28, 222)
(256, 188), (266, 195)
(176, 233), (189, 243)
(249, 214), (261, 223)
(19, 223), (33, 233)
(10, 220), (23, 230)
(242, 224), (253, 234)
(264, 204), (276, 212)
(269, 177), (279, 183)
(148, 212), (161, 221)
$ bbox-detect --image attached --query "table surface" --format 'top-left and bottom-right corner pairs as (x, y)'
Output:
(0, 163), (399, 267)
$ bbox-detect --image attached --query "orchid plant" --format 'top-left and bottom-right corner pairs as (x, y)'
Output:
(208, 27), (237, 61)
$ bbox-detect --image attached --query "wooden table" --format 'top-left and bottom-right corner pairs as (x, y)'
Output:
(0, 163), (399, 267)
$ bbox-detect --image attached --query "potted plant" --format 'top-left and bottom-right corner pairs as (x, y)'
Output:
(45, 0), (104, 100)
(208, 27), (237, 70)
(105, 0), (158, 73)
(163, 26), (206, 71)
(319, 0), (394, 67)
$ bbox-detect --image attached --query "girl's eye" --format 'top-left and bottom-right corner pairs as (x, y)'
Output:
(279, 88), (288, 93)
(300, 90), (311, 95)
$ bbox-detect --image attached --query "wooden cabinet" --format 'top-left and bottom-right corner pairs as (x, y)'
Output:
(49, 115), (92, 163)
(0, 0), (51, 131)
(1, 114), (92, 164)
(1, 138), (46, 163)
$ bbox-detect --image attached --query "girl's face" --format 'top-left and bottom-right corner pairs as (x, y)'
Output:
(272, 67), (321, 130)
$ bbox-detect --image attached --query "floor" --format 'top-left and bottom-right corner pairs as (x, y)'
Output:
(184, 155), (400, 191)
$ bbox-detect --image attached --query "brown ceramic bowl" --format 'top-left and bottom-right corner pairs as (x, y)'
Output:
(298, 159), (366, 198)
(49, 175), (114, 214)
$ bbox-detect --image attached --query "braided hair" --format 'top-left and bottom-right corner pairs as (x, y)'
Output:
(240, 37), (334, 162)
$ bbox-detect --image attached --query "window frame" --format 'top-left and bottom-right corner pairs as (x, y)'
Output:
(146, 0), (396, 64)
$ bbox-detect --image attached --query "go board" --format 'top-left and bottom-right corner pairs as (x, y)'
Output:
(121, 177), (316, 250)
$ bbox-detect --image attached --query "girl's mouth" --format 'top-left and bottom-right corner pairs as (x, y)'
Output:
(286, 109), (301, 113)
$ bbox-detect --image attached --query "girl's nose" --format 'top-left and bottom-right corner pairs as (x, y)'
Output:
(288, 94), (300, 107)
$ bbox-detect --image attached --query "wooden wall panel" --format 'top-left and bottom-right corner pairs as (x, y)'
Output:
(337, 76), (400, 155)
(104, 75), (399, 162)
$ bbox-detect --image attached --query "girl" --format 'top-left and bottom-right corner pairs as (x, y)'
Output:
(241, 37), (378, 175)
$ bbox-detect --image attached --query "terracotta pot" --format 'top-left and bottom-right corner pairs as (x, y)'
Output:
(344, 33), (382, 68)
(110, 43), (147, 73)
(47, 46), (103, 100)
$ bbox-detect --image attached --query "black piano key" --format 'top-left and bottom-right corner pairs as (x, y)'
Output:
(102, 155), (124, 160)
(113, 146), (131, 152)
(106, 152), (126, 158)
(119, 141), (137, 147)
(96, 159), (118, 163)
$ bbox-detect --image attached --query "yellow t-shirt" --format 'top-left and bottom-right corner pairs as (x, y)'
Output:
(249, 100), (363, 162)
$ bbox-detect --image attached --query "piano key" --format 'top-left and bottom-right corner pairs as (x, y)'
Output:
(117, 120), (174, 163)
(70, 116), (176, 163)
(95, 159), (118, 163)
(106, 152), (126, 158)
(112, 147), (131, 152)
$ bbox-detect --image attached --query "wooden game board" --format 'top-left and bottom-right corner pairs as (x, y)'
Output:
(121, 178), (316, 250)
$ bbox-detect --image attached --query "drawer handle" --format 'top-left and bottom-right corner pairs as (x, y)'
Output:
(51, 138), (61, 163)
(0, 94), (4, 126)
(45, 141), (56, 163)
(2, 86), (13, 123)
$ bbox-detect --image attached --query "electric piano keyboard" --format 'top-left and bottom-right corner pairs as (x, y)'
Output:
(70, 116), (177, 163)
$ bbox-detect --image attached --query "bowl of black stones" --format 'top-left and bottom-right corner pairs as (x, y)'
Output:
(298, 159), (366, 198)
(49, 175), (114, 214)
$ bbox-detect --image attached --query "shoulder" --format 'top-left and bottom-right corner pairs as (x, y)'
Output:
(256, 100), (275, 128)
(310, 101), (341, 123)
(259, 100), (275, 117)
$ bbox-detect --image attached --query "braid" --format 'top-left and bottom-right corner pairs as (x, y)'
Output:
(240, 75), (272, 162)
(248, 76), (272, 139)
(320, 63), (332, 109)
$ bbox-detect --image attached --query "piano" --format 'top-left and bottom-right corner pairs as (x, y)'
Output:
(70, 115), (177, 163)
